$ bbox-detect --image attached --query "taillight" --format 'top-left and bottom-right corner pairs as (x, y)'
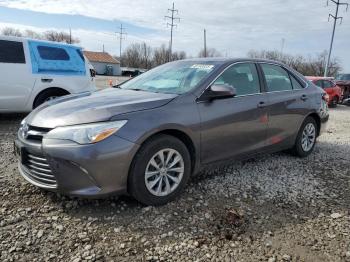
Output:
(322, 93), (329, 103)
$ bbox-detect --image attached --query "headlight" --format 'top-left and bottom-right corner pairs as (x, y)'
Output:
(45, 120), (127, 144)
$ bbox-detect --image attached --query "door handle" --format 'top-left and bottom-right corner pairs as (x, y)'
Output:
(257, 101), (266, 108)
(41, 78), (53, 83)
(300, 94), (308, 101)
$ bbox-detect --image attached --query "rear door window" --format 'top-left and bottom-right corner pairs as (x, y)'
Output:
(37, 46), (70, 61)
(260, 64), (293, 92)
(290, 75), (304, 90)
(0, 40), (25, 63)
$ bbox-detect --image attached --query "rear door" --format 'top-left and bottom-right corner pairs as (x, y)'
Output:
(259, 63), (309, 149)
(198, 62), (269, 164)
(0, 39), (35, 111)
(28, 42), (94, 93)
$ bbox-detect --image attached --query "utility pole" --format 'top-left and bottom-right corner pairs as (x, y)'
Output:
(69, 28), (72, 44)
(165, 2), (180, 62)
(324, 0), (348, 77)
(280, 38), (285, 56)
(117, 24), (127, 60)
(203, 29), (207, 57)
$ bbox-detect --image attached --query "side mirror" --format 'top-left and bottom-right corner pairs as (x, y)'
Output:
(199, 84), (236, 102)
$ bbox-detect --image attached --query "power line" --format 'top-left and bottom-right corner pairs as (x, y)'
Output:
(324, 0), (349, 77)
(117, 24), (127, 60)
(165, 2), (180, 62)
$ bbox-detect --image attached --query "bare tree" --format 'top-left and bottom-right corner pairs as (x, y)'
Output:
(247, 49), (341, 77)
(1, 27), (22, 37)
(1, 27), (80, 44)
(43, 30), (80, 44)
(121, 43), (143, 68)
(24, 29), (43, 40)
(171, 50), (187, 61)
(153, 44), (170, 66)
(198, 47), (222, 58)
(121, 43), (187, 68)
(140, 42), (153, 69)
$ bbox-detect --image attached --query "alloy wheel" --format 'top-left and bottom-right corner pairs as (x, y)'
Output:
(145, 148), (184, 197)
(301, 123), (316, 152)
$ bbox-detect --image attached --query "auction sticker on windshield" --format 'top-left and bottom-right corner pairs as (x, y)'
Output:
(190, 64), (214, 70)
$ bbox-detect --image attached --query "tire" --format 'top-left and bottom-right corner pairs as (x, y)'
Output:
(291, 117), (318, 158)
(329, 96), (338, 108)
(128, 135), (191, 206)
(33, 89), (69, 109)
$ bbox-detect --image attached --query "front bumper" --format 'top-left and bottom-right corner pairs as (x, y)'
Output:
(14, 134), (139, 197)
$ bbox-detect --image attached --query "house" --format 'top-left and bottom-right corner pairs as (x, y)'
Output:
(83, 51), (121, 76)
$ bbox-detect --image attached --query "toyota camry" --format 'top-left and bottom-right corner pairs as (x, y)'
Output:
(15, 58), (329, 205)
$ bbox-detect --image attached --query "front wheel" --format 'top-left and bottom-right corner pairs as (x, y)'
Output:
(33, 89), (69, 109)
(128, 135), (191, 206)
(291, 117), (318, 157)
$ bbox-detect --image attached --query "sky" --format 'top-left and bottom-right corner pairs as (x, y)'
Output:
(0, 0), (349, 71)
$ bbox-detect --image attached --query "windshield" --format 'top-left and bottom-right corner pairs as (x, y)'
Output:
(120, 60), (220, 94)
(337, 74), (350, 81)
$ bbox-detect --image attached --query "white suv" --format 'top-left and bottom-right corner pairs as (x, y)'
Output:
(0, 36), (96, 112)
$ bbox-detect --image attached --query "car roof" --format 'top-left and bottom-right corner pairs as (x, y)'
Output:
(178, 57), (287, 65)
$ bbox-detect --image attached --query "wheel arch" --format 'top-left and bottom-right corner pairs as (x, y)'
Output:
(33, 87), (70, 109)
(133, 129), (198, 175)
(306, 112), (321, 137)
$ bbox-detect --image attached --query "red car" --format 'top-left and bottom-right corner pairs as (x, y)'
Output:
(306, 76), (342, 107)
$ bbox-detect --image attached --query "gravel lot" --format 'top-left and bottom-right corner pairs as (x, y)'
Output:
(1, 107), (349, 262)
(94, 75), (130, 90)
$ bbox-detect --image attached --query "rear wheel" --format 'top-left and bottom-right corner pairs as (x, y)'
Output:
(128, 135), (191, 206)
(291, 117), (317, 157)
(33, 89), (69, 109)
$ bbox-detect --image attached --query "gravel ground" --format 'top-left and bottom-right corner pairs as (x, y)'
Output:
(1, 107), (350, 262)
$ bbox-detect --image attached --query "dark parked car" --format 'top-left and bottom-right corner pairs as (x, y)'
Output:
(336, 73), (350, 105)
(15, 58), (329, 205)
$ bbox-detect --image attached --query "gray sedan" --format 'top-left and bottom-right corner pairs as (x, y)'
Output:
(15, 58), (329, 205)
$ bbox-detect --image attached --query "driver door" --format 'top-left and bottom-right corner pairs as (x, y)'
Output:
(197, 62), (269, 164)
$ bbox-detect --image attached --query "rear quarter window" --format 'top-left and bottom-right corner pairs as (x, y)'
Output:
(290, 74), (304, 90)
(37, 46), (70, 61)
(0, 40), (25, 63)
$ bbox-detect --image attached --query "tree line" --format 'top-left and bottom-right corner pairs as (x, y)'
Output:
(1, 27), (80, 44)
(117, 43), (223, 69)
(247, 50), (341, 77)
(1, 26), (341, 76)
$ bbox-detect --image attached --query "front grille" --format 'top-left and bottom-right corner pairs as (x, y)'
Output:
(22, 152), (57, 188)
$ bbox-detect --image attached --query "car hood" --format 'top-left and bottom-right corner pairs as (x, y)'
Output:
(26, 88), (177, 128)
